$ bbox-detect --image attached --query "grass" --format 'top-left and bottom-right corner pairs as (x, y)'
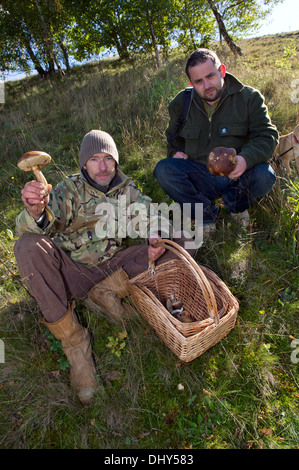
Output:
(0, 32), (298, 449)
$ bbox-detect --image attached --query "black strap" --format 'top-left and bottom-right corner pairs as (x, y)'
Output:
(277, 145), (295, 159)
(167, 87), (194, 148)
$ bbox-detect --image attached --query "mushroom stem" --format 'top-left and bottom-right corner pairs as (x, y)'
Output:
(32, 165), (48, 187)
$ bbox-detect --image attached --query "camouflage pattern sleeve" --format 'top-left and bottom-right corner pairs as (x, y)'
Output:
(119, 175), (173, 240)
(15, 176), (77, 238)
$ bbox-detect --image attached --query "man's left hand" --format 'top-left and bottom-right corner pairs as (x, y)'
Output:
(229, 155), (247, 179)
(148, 234), (165, 261)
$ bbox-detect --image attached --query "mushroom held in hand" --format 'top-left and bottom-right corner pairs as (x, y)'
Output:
(18, 151), (51, 193)
(207, 147), (237, 176)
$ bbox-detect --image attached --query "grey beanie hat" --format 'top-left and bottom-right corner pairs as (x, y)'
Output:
(79, 130), (119, 168)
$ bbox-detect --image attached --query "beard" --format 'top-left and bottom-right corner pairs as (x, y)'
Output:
(201, 86), (224, 103)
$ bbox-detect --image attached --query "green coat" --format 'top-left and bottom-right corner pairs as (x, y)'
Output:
(15, 169), (171, 268)
(166, 72), (279, 169)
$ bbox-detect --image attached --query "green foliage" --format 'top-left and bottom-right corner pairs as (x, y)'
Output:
(44, 330), (70, 371)
(275, 39), (297, 70)
(0, 0), (284, 77)
(106, 331), (128, 357)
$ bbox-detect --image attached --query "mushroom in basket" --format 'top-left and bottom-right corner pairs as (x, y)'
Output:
(166, 294), (193, 323)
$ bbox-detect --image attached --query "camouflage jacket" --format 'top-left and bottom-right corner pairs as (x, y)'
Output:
(15, 169), (171, 268)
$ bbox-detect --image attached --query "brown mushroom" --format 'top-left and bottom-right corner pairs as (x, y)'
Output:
(207, 146), (237, 176)
(17, 151), (51, 192)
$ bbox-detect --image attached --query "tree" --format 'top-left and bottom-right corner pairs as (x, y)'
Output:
(205, 0), (283, 56)
(173, 0), (216, 51)
(67, 0), (136, 62)
(206, 0), (243, 55)
(0, 0), (283, 77)
(0, 0), (74, 77)
(128, 0), (177, 68)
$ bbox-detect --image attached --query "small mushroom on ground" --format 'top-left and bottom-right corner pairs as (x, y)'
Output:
(207, 146), (237, 176)
(17, 151), (51, 193)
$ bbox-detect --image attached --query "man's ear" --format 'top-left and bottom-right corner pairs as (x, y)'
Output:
(220, 64), (226, 78)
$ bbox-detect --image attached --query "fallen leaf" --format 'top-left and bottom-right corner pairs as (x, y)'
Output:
(246, 440), (255, 449)
(261, 428), (273, 436)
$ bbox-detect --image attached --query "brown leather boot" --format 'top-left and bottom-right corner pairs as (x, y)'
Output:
(86, 268), (130, 323)
(43, 302), (97, 405)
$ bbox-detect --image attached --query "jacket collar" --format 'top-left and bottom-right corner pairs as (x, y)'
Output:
(224, 72), (244, 95)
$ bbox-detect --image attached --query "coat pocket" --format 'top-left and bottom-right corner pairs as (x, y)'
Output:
(218, 124), (248, 150)
(180, 126), (202, 157)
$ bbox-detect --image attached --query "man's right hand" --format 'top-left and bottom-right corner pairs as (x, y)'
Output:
(173, 151), (189, 159)
(21, 181), (52, 221)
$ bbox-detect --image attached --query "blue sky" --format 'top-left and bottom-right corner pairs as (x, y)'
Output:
(3, 0), (299, 81)
(251, 0), (299, 37)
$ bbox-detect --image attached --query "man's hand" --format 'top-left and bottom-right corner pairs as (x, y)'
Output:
(228, 155), (247, 179)
(173, 151), (189, 159)
(148, 234), (165, 261)
(21, 181), (52, 221)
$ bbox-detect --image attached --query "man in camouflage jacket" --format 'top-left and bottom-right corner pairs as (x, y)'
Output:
(14, 130), (188, 405)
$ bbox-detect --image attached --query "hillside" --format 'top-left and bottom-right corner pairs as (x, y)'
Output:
(0, 32), (298, 450)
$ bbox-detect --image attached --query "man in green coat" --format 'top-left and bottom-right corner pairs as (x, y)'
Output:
(14, 130), (190, 405)
(154, 48), (279, 236)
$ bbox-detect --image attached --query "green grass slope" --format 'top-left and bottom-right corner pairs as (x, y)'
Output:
(0, 32), (298, 449)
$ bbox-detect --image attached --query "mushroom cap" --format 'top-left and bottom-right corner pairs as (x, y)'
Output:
(17, 151), (51, 171)
(207, 146), (237, 176)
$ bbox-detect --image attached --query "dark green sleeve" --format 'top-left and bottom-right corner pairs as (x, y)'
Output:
(239, 90), (279, 169)
(165, 91), (186, 157)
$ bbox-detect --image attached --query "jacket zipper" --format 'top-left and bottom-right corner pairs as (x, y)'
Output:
(194, 93), (229, 139)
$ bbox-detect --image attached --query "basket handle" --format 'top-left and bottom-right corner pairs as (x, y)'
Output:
(149, 239), (219, 325)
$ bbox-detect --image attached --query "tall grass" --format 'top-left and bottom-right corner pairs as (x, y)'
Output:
(0, 32), (298, 449)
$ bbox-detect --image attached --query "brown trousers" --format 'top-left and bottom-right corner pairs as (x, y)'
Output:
(14, 233), (195, 322)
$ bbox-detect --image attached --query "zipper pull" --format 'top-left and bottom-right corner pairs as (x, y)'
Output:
(209, 115), (212, 138)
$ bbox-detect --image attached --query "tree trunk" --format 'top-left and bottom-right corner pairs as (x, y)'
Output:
(206, 0), (243, 56)
(146, 9), (162, 69)
(34, 0), (65, 75)
(59, 39), (71, 72)
(113, 35), (131, 61)
(20, 32), (47, 78)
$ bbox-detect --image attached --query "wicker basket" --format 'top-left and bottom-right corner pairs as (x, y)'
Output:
(128, 239), (239, 362)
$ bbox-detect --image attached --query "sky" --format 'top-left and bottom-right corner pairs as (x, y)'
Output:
(2, 0), (299, 82)
(250, 0), (299, 37)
